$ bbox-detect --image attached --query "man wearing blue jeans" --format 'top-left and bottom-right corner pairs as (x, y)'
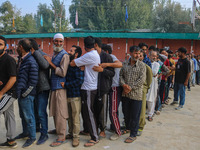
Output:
(15, 39), (39, 148)
(30, 39), (50, 145)
(170, 47), (190, 110)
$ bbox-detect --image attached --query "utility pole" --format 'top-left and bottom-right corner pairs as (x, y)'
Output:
(59, 1), (64, 32)
(54, 9), (57, 32)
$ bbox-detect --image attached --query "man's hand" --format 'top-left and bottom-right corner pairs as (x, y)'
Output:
(43, 55), (51, 63)
(93, 65), (104, 72)
(80, 66), (85, 71)
(123, 84), (131, 94)
(60, 82), (65, 88)
(0, 81), (3, 86)
(0, 91), (3, 100)
(184, 80), (188, 86)
(99, 63), (108, 68)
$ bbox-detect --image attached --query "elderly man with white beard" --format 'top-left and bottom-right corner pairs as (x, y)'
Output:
(146, 51), (160, 121)
(44, 33), (70, 147)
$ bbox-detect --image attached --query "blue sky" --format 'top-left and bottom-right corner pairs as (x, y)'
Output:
(0, 0), (194, 19)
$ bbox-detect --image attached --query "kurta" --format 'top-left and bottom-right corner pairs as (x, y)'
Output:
(49, 54), (69, 118)
(146, 61), (160, 103)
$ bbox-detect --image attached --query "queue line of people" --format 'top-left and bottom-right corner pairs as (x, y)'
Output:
(0, 34), (193, 148)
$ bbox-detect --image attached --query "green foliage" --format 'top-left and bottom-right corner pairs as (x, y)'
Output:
(69, 0), (154, 30)
(0, 0), (70, 34)
(152, 0), (193, 32)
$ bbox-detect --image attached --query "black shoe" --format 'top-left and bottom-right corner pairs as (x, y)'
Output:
(22, 139), (36, 148)
(0, 140), (18, 148)
(37, 134), (48, 145)
(15, 133), (29, 140)
(170, 101), (178, 105)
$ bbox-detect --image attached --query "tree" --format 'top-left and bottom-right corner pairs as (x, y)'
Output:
(0, 1), (15, 34)
(36, 3), (54, 33)
(152, 0), (193, 32)
(69, 0), (154, 31)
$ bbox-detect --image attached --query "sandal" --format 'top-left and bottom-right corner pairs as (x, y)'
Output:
(148, 116), (153, 122)
(84, 140), (99, 147)
(66, 134), (73, 139)
(122, 129), (130, 135)
(79, 131), (90, 136)
(124, 137), (136, 143)
(50, 139), (67, 147)
(165, 99), (169, 105)
(48, 129), (56, 134)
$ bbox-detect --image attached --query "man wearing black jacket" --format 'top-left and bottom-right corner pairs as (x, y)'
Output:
(93, 38), (115, 138)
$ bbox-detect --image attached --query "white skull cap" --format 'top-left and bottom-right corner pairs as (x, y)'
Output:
(53, 33), (64, 40)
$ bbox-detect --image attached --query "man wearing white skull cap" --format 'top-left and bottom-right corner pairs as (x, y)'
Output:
(44, 33), (70, 147)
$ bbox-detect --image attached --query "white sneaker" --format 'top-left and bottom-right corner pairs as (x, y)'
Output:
(175, 105), (183, 110)
(110, 133), (120, 141)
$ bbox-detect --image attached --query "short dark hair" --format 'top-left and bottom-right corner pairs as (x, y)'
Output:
(84, 36), (95, 49)
(94, 38), (102, 48)
(138, 43), (148, 49)
(0, 35), (7, 46)
(102, 44), (112, 54)
(160, 48), (166, 54)
(18, 39), (31, 52)
(72, 45), (82, 58)
(29, 39), (39, 50)
(149, 45), (156, 51)
(167, 50), (173, 54)
(130, 46), (140, 53)
(178, 47), (187, 54)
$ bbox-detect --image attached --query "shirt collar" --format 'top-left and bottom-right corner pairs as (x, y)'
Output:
(22, 52), (29, 60)
(128, 58), (139, 66)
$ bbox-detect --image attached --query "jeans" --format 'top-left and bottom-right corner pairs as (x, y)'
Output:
(35, 90), (49, 135)
(159, 80), (165, 104)
(196, 70), (200, 84)
(164, 76), (172, 101)
(173, 83), (186, 106)
(187, 80), (190, 90)
(18, 95), (36, 140)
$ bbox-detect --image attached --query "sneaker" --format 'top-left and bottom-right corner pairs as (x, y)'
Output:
(188, 88), (191, 91)
(137, 130), (142, 136)
(22, 139), (36, 148)
(0, 140), (18, 149)
(175, 105), (183, 110)
(170, 101), (178, 105)
(72, 138), (79, 147)
(15, 133), (29, 140)
(110, 133), (120, 141)
(37, 134), (48, 145)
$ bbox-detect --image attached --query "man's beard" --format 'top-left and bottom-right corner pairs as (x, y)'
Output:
(70, 54), (75, 62)
(0, 47), (5, 55)
(53, 45), (63, 52)
(131, 57), (138, 62)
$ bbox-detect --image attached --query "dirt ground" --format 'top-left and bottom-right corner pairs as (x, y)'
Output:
(1, 85), (200, 150)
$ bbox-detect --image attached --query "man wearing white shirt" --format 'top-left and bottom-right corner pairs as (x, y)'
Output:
(70, 36), (100, 147)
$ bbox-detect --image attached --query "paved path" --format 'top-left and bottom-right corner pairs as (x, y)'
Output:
(1, 85), (200, 150)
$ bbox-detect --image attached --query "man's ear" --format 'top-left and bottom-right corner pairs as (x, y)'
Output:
(94, 43), (98, 48)
(75, 52), (78, 59)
